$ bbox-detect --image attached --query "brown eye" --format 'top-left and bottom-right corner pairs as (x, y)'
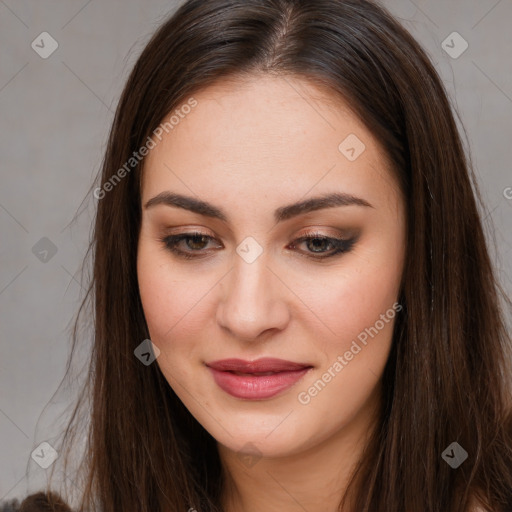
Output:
(160, 231), (358, 261)
(288, 232), (357, 259)
(160, 232), (221, 260)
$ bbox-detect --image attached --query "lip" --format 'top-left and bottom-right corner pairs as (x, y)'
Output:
(206, 358), (313, 400)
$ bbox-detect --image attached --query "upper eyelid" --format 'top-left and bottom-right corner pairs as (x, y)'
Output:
(161, 225), (352, 239)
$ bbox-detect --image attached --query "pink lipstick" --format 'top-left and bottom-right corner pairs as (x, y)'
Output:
(206, 358), (312, 400)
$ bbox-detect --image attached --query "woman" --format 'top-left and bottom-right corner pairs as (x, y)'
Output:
(9, 0), (512, 510)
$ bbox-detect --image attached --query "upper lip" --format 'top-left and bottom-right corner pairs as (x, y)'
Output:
(206, 358), (312, 373)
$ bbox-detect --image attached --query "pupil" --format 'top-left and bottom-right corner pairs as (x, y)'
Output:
(308, 238), (329, 252)
(188, 235), (207, 250)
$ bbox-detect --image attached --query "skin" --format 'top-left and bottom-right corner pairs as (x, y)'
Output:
(137, 74), (406, 512)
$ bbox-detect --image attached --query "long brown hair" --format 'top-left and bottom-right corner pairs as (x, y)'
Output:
(38, 0), (512, 510)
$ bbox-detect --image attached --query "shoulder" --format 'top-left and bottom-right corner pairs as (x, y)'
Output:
(0, 491), (73, 511)
(0, 499), (20, 511)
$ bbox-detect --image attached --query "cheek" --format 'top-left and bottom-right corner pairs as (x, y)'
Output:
(137, 242), (176, 336)
(137, 244), (215, 350)
(295, 242), (402, 351)
(291, 241), (403, 418)
(292, 266), (400, 436)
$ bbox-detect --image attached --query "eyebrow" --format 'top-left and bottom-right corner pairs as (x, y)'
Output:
(144, 191), (373, 223)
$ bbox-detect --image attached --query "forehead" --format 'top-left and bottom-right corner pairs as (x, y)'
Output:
(141, 74), (399, 215)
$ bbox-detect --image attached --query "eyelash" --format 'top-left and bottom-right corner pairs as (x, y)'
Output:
(159, 230), (357, 261)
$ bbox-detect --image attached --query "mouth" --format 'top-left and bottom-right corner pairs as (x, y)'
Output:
(229, 371), (282, 376)
(205, 358), (313, 400)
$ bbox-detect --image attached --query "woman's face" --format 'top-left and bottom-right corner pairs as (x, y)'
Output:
(137, 75), (406, 459)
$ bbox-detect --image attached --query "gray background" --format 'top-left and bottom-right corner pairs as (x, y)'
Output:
(1, 0), (511, 503)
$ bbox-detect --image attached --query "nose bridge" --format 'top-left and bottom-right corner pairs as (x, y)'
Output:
(216, 245), (289, 340)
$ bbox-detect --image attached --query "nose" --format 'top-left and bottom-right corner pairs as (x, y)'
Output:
(215, 251), (290, 342)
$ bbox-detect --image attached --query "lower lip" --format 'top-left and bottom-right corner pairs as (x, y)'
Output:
(207, 367), (312, 400)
